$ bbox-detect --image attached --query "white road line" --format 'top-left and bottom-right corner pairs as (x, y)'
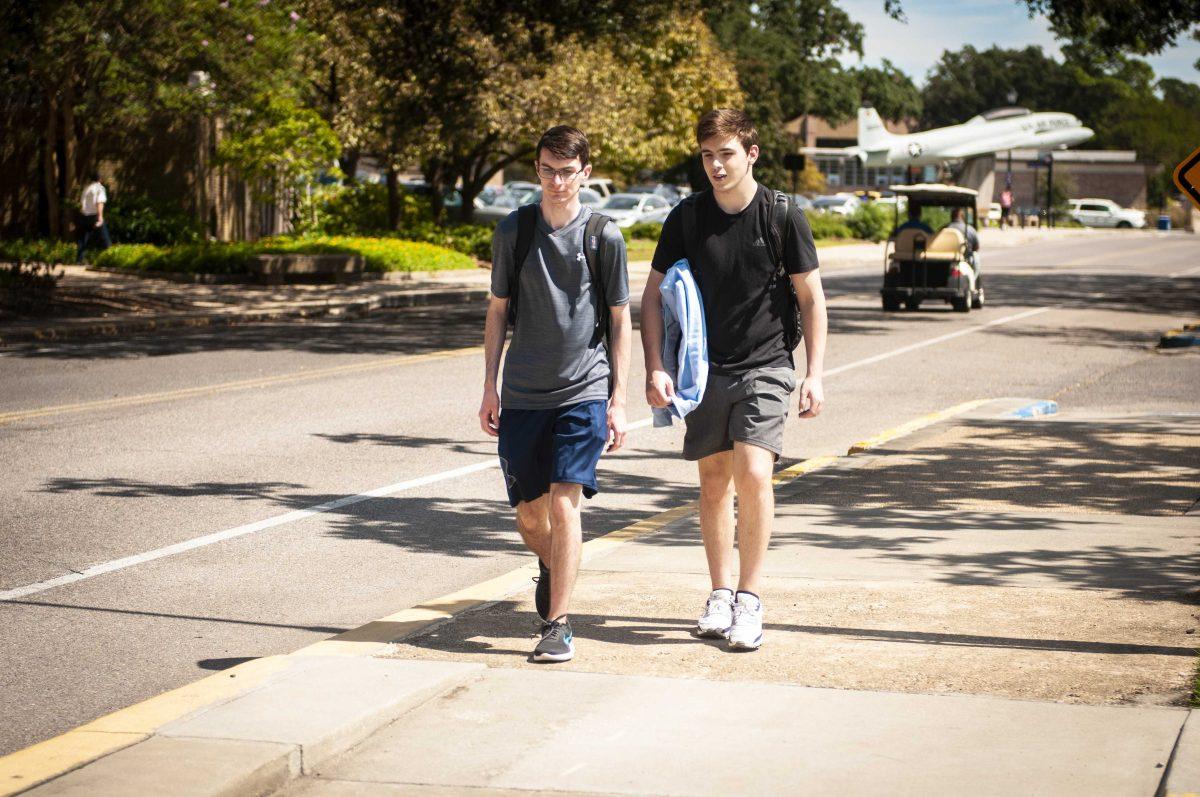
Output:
(0, 304), (1053, 602)
(0, 460), (497, 602)
(825, 306), (1053, 377)
(1168, 264), (1200, 278)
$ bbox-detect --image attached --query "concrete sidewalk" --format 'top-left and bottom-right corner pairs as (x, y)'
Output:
(14, 399), (1197, 796)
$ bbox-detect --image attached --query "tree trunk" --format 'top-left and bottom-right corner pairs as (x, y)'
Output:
(42, 99), (60, 239)
(61, 102), (77, 239)
(339, 148), (360, 185)
(386, 161), (400, 231)
(424, 158), (447, 225)
(456, 148), (532, 224)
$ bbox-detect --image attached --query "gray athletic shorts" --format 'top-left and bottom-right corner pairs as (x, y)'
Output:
(683, 366), (797, 461)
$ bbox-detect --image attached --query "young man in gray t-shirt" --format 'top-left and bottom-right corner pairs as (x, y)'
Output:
(478, 125), (630, 663)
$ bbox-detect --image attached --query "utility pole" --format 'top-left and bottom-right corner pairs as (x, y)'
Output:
(1045, 153), (1055, 228)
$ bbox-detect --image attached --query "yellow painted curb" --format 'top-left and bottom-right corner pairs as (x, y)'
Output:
(0, 346), (484, 426)
(847, 399), (992, 455)
(0, 398), (991, 791)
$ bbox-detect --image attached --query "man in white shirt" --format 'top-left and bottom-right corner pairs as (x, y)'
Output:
(76, 172), (112, 263)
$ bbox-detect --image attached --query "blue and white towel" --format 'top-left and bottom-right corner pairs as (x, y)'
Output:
(652, 258), (709, 427)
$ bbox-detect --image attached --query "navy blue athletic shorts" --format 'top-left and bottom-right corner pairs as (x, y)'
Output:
(497, 400), (608, 507)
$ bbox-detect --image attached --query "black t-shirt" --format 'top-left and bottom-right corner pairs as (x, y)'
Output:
(652, 184), (819, 375)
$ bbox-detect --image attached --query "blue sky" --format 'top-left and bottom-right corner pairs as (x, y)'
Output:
(836, 0), (1200, 87)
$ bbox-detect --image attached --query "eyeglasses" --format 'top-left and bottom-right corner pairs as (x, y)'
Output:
(536, 163), (582, 182)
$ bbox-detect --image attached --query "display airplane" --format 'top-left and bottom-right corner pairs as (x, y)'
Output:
(846, 105), (1094, 167)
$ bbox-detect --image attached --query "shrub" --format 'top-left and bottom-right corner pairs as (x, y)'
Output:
(628, 222), (663, 241)
(0, 239), (77, 265)
(106, 195), (204, 245)
(95, 237), (473, 274)
(401, 223), (493, 261)
(844, 204), (894, 243)
(803, 212), (853, 240)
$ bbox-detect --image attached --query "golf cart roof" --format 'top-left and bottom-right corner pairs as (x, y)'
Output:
(888, 184), (979, 205)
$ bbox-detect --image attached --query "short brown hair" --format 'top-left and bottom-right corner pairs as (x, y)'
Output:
(536, 125), (590, 167)
(696, 109), (758, 152)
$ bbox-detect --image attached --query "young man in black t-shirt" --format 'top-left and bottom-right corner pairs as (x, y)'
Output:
(641, 108), (828, 650)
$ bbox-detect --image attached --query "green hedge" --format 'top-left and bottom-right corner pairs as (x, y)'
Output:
(628, 222), (663, 241)
(0, 239), (77, 265)
(94, 236), (474, 275)
(804, 213), (854, 240)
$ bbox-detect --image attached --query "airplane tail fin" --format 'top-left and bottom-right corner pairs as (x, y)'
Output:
(857, 106), (893, 150)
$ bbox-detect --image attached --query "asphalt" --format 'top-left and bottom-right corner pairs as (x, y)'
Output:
(7, 397), (1198, 797)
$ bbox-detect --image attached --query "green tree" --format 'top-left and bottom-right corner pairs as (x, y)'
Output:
(364, 1), (737, 224)
(849, 59), (922, 122)
(704, 0), (865, 187)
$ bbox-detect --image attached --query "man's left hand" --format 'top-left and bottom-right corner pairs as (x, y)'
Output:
(606, 402), (628, 452)
(798, 376), (824, 418)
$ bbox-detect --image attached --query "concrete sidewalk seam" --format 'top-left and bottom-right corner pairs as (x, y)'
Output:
(0, 396), (1017, 795)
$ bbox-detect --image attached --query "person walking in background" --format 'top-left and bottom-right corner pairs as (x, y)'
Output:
(478, 125), (631, 664)
(999, 186), (1014, 230)
(641, 108), (828, 651)
(76, 172), (112, 264)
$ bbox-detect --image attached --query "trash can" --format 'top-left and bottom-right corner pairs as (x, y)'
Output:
(1157, 214), (1171, 231)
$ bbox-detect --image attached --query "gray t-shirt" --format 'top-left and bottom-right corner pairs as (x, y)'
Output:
(491, 204), (629, 410)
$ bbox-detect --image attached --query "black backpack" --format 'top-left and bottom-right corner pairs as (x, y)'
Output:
(678, 189), (803, 351)
(506, 203), (614, 351)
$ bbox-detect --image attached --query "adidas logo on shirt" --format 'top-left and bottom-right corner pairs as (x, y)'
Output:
(752, 236), (768, 247)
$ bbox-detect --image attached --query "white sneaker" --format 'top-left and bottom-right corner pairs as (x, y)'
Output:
(727, 592), (763, 650)
(696, 589), (734, 638)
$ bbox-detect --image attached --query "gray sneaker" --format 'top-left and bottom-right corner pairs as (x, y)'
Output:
(533, 617), (574, 663)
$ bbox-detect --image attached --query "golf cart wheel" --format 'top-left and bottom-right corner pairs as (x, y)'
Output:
(904, 297), (921, 311)
(952, 290), (970, 313)
(882, 295), (901, 312)
(972, 287), (985, 309)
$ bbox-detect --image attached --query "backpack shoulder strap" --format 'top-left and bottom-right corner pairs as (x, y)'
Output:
(583, 211), (611, 291)
(678, 190), (707, 261)
(764, 189), (790, 276)
(507, 203), (539, 325)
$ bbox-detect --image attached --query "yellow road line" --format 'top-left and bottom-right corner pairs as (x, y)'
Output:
(0, 346), (484, 426)
(0, 397), (997, 792)
(847, 399), (992, 454)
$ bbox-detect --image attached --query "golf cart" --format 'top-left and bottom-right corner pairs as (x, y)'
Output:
(880, 184), (983, 313)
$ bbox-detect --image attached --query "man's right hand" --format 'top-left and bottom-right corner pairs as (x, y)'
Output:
(478, 388), (501, 437)
(645, 369), (675, 408)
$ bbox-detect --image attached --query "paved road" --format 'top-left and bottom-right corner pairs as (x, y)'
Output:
(1, 232), (1197, 756)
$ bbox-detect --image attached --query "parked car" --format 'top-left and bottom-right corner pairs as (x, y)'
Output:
(624, 183), (684, 205)
(581, 178), (616, 199)
(811, 194), (862, 216)
(1067, 198), (1147, 229)
(470, 187), (605, 225)
(789, 194), (814, 212)
(601, 192), (674, 227)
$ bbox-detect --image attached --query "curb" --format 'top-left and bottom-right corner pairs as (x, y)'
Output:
(0, 287), (490, 346)
(0, 396), (1020, 796)
(1006, 399), (1059, 418)
(1160, 323), (1200, 349)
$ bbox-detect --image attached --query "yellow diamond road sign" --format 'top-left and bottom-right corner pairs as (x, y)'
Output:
(1175, 145), (1200, 212)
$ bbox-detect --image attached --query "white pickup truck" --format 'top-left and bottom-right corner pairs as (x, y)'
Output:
(1068, 198), (1147, 229)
